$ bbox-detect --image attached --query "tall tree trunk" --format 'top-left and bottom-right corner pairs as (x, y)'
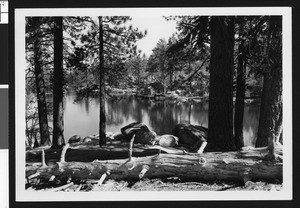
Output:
(255, 66), (282, 147)
(33, 35), (51, 146)
(234, 41), (246, 149)
(99, 16), (106, 146)
(52, 17), (65, 149)
(208, 16), (235, 151)
(255, 17), (282, 155)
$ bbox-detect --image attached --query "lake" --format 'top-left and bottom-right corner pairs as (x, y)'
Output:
(63, 94), (260, 146)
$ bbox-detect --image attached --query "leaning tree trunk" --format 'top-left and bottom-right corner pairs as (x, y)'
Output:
(256, 16), (282, 154)
(52, 17), (65, 149)
(33, 36), (51, 146)
(234, 41), (246, 149)
(99, 16), (106, 146)
(208, 16), (235, 151)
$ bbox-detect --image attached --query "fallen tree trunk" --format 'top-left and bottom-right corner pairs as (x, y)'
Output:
(26, 146), (282, 184)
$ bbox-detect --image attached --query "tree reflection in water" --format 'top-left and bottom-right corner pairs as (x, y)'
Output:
(64, 94), (259, 146)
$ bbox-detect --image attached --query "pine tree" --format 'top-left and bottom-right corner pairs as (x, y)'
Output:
(52, 16), (65, 148)
(98, 16), (106, 146)
(208, 16), (235, 151)
(77, 16), (146, 146)
(26, 17), (51, 146)
(168, 16), (235, 151)
(255, 16), (282, 157)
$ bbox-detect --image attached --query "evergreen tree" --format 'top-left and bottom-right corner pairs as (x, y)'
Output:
(125, 54), (148, 88)
(234, 39), (246, 149)
(208, 16), (235, 151)
(255, 16), (282, 156)
(168, 16), (235, 151)
(25, 17), (52, 146)
(98, 16), (106, 146)
(78, 16), (146, 146)
(52, 16), (65, 148)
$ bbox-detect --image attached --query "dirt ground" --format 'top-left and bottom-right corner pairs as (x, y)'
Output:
(94, 179), (282, 191)
(27, 177), (282, 192)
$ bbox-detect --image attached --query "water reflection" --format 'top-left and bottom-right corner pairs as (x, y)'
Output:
(64, 94), (259, 146)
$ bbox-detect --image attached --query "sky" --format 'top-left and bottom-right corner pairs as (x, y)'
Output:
(129, 16), (178, 57)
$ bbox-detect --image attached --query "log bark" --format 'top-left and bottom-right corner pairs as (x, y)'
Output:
(26, 147), (282, 183)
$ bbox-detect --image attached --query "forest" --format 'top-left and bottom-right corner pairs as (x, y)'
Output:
(25, 15), (283, 192)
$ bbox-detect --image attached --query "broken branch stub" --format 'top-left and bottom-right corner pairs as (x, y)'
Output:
(60, 143), (70, 163)
(128, 134), (135, 161)
(97, 170), (111, 185)
(41, 149), (47, 167)
(139, 165), (150, 179)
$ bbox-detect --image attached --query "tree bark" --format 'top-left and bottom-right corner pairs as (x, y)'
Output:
(256, 66), (282, 148)
(234, 41), (246, 149)
(26, 147), (282, 183)
(33, 22), (51, 146)
(52, 17), (65, 149)
(99, 16), (106, 146)
(208, 16), (235, 151)
(256, 17), (282, 154)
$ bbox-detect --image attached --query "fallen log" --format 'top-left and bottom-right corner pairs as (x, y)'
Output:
(26, 146), (282, 183)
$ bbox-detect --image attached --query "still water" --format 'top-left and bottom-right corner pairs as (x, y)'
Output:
(64, 94), (260, 146)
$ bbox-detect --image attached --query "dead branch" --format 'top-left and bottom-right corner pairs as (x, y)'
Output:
(50, 182), (74, 192)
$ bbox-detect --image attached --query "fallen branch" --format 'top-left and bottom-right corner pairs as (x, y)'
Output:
(50, 182), (74, 192)
(75, 184), (83, 192)
(27, 172), (40, 181)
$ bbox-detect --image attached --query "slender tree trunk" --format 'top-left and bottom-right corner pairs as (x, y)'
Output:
(52, 17), (65, 149)
(33, 36), (51, 146)
(208, 16), (235, 151)
(234, 41), (246, 149)
(99, 16), (106, 146)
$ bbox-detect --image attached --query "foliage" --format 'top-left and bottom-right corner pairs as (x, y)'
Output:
(124, 54), (148, 88)
(146, 34), (209, 94)
(66, 16), (146, 92)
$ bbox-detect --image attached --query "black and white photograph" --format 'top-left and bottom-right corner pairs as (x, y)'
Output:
(14, 7), (292, 201)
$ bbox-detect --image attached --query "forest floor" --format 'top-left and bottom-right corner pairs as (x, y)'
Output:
(26, 178), (282, 192)
(26, 139), (283, 192)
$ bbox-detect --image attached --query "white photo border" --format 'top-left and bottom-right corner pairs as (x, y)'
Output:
(15, 7), (292, 201)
